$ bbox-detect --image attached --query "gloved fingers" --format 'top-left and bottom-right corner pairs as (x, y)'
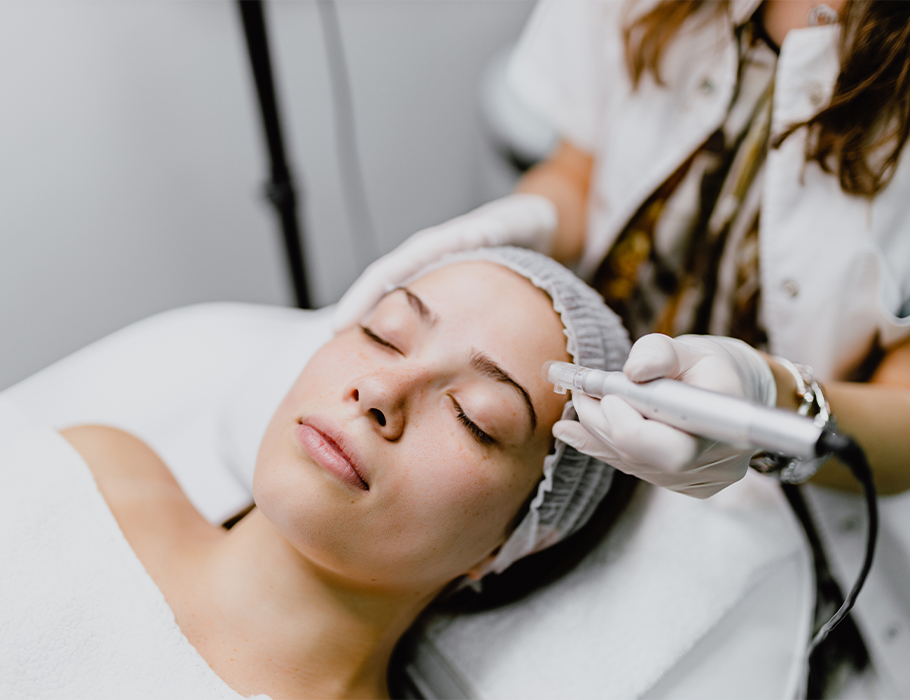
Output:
(333, 194), (558, 333)
(668, 480), (734, 499)
(691, 438), (747, 466)
(555, 396), (745, 497)
(571, 393), (700, 474)
(552, 419), (622, 464)
(624, 334), (737, 391)
(624, 333), (746, 396)
(685, 449), (751, 480)
(470, 193), (558, 253)
(662, 449), (750, 498)
(332, 226), (477, 333)
(622, 334), (682, 383)
(597, 395), (702, 473)
(674, 336), (745, 395)
(552, 418), (692, 486)
(680, 334), (776, 406)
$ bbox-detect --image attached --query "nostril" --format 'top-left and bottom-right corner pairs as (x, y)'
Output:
(370, 408), (387, 427)
(352, 389), (359, 401)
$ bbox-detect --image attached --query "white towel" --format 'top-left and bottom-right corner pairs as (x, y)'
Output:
(0, 400), (261, 700)
(408, 470), (813, 699)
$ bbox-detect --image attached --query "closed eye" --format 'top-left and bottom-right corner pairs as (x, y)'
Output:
(452, 398), (495, 446)
(360, 325), (404, 355)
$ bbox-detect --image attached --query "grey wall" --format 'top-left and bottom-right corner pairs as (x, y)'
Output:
(0, 0), (533, 391)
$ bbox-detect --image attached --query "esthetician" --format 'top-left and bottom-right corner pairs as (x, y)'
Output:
(335, 0), (910, 500)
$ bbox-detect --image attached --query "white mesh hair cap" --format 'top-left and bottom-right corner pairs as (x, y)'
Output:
(400, 246), (630, 575)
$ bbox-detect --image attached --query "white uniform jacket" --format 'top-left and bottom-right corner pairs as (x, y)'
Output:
(509, 0), (910, 381)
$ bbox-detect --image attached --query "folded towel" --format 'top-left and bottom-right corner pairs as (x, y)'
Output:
(0, 400), (257, 700)
(408, 470), (813, 699)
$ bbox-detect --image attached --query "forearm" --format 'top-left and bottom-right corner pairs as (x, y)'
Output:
(766, 342), (910, 495)
(818, 381), (910, 494)
(514, 140), (593, 264)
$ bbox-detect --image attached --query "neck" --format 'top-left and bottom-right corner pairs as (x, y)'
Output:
(183, 509), (436, 699)
(760, 0), (846, 49)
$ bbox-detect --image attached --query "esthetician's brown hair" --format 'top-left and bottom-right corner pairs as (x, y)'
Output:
(623, 0), (910, 198)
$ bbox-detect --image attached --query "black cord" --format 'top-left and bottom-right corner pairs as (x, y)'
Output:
(807, 431), (879, 656)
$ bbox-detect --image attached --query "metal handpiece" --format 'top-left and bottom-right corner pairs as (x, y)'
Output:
(542, 360), (823, 458)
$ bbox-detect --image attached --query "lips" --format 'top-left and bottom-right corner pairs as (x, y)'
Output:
(294, 418), (369, 491)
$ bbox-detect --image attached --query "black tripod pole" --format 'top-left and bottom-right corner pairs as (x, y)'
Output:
(237, 0), (311, 309)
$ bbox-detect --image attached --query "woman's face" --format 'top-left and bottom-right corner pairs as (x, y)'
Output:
(254, 261), (570, 593)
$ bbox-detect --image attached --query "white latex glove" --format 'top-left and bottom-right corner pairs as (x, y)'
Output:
(553, 334), (777, 499)
(332, 193), (558, 332)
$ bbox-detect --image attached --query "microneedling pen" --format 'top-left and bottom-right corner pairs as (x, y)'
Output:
(542, 360), (827, 458)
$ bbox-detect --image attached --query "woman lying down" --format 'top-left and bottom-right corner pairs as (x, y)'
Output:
(34, 248), (632, 699)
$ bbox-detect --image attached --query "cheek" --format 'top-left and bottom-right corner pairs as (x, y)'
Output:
(379, 427), (540, 567)
(252, 432), (378, 577)
(265, 336), (375, 429)
(289, 340), (369, 399)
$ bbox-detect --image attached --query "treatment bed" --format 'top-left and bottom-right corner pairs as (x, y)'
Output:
(1, 302), (866, 699)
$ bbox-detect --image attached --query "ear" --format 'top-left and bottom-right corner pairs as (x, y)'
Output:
(465, 547), (501, 581)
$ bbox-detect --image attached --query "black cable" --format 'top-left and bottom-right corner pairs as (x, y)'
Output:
(807, 430), (879, 656)
(237, 0), (311, 309)
(316, 0), (380, 272)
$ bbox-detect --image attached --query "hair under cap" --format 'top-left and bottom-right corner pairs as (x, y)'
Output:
(401, 246), (630, 575)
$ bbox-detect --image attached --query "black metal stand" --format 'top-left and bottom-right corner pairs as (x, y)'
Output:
(237, 0), (310, 309)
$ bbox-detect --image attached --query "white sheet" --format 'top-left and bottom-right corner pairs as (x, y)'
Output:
(3, 302), (330, 525)
(0, 400), (252, 700)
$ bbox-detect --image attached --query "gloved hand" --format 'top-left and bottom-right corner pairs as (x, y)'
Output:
(332, 193), (558, 332)
(553, 334), (777, 498)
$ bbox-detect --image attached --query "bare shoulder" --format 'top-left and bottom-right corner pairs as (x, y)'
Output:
(60, 425), (219, 552)
(61, 425), (177, 486)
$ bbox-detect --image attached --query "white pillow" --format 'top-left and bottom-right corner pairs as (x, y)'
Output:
(215, 306), (333, 492)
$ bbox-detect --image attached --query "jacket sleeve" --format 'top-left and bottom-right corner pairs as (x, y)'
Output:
(507, 0), (625, 154)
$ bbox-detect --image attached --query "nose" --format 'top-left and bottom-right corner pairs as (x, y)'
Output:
(345, 369), (425, 441)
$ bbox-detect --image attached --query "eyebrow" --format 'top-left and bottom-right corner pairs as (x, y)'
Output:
(398, 288), (438, 327)
(396, 288), (538, 435)
(471, 351), (538, 434)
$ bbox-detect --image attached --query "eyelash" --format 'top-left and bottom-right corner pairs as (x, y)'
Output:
(453, 399), (496, 446)
(360, 325), (495, 446)
(360, 325), (402, 354)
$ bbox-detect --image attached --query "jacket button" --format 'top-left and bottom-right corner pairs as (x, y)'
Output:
(782, 279), (800, 297)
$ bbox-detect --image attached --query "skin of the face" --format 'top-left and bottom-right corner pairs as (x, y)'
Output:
(253, 261), (571, 595)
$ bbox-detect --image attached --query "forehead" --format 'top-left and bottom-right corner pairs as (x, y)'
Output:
(409, 260), (554, 312)
(405, 260), (564, 346)
(405, 260), (570, 405)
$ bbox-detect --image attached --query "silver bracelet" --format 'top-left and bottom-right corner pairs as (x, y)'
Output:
(750, 358), (834, 484)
